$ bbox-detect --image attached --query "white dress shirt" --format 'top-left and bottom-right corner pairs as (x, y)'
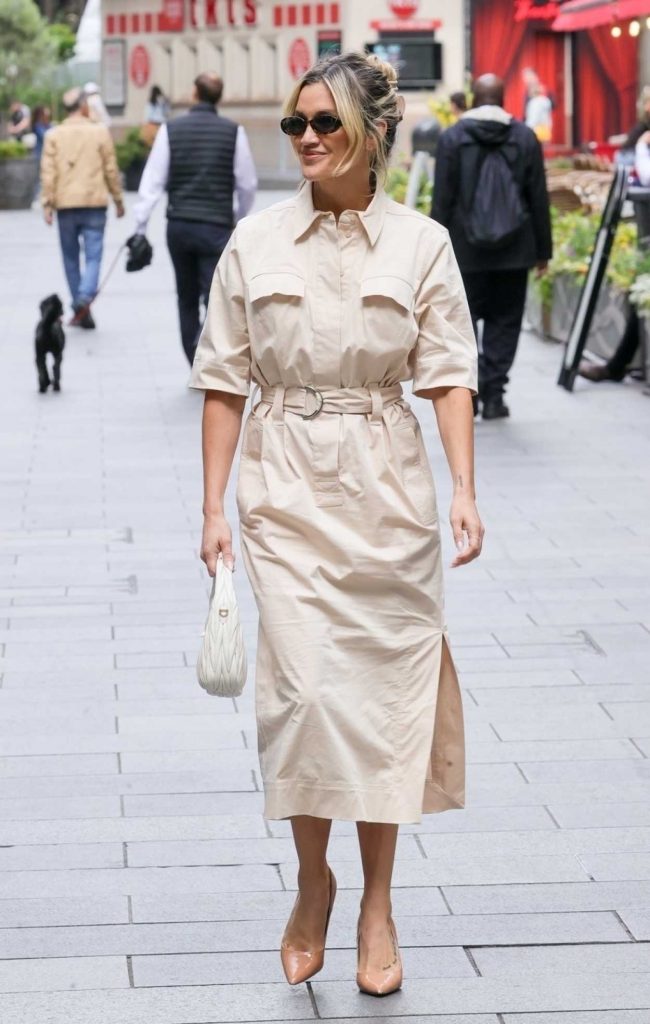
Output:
(133, 122), (258, 233)
(635, 137), (650, 187)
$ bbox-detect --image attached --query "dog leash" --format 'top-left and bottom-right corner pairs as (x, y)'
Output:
(69, 242), (127, 325)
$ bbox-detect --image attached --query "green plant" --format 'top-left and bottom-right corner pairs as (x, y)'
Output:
(115, 127), (149, 171)
(0, 139), (28, 159)
(386, 165), (432, 215)
(529, 208), (650, 311)
(628, 273), (650, 314)
(46, 22), (76, 63)
(0, 0), (56, 109)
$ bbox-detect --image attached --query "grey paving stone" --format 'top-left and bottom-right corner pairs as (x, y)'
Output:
(279, 854), (589, 889)
(580, 852), (650, 881)
(0, 984), (315, 1024)
(467, 738), (639, 763)
(457, 670), (583, 690)
(131, 886), (449, 924)
(0, 911), (626, 959)
(503, 1014), (650, 1023)
(472, 942), (650, 976)
(618, 911), (650, 940)
(442, 880), (650, 915)
(0, 768), (257, 799)
(119, 750), (259, 774)
(519, 759), (650, 784)
(0, 812), (267, 845)
(486, 708), (619, 742)
(0, 842), (123, 871)
(0, 730), (246, 756)
(0, 753), (118, 779)
(465, 780), (650, 808)
(310, 974), (650, 1017)
(132, 944), (474, 987)
(0, 897), (129, 927)
(0, 955), (128, 992)
(126, 833), (421, 867)
(0, 794), (121, 820)
(123, 792), (264, 817)
(0, 863), (281, 900)
(548, 804), (650, 829)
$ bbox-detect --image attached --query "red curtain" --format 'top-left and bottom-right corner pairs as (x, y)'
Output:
(472, 0), (529, 99)
(472, 1), (566, 144)
(576, 26), (637, 142)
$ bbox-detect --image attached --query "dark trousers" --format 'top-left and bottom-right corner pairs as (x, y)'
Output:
(462, 268), (529, 399)
(608, 309), (640, 379)
(166, 219), (232, 365)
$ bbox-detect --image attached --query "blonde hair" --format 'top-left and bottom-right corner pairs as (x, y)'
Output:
(283, 51), (403, 184)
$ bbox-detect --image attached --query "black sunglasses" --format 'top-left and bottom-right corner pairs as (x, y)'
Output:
(280, 113), (342, 137)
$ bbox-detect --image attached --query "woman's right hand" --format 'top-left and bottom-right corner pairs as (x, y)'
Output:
(200, 512), (234, 576)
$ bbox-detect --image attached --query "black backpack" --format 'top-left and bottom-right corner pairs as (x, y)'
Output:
(466, 144), (526, 249)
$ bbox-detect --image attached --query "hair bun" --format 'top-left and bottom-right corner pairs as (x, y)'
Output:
(366, 53), (399, 87)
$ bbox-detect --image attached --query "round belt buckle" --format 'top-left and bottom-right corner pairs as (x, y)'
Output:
(300, 386), (324, 420)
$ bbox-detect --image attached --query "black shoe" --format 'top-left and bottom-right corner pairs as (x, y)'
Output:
(482, 397), (510, 420)
(70, 303), (96, 329)
(578, 361), (622, 382)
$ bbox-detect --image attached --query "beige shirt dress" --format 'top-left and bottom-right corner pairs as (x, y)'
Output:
(190, 183), (478, 824)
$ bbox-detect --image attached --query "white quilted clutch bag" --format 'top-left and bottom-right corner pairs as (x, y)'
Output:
(197, 556), (247, 697)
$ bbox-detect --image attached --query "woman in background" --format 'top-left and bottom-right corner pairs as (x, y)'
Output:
(144, 85), (170, 125)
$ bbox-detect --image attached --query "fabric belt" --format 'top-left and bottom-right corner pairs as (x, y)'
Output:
(259, 383), (403, 422)
(255, 384), (403, 509)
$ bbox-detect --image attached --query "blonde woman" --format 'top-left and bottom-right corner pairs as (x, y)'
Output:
(191, 52), (483, 996)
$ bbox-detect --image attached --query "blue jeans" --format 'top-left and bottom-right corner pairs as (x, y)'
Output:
(57, 207), (107, 307)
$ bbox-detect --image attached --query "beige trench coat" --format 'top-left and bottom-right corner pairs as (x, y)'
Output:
(191, 184), (478, 824)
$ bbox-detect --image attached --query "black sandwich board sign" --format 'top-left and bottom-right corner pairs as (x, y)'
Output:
(558, 165), (628, 392)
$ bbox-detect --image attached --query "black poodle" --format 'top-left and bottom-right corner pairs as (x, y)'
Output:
(35, 294), (65, 393)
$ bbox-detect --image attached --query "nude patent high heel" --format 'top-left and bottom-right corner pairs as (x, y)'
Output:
(356, 917), (403, 997)
(280, 868), (337, 986)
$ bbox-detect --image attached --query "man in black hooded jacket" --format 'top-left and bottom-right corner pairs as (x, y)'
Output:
(432, 74), (552, 419)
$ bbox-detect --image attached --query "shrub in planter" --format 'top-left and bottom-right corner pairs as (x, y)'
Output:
(115, 128), (150, 191)
(528, 209), (650, 362)
(0, 140), (38, 209)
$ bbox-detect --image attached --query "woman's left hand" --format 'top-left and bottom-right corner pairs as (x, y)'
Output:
(449, 495), (484, 567)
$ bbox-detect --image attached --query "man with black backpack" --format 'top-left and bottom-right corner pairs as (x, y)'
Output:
(432, 74), (552, 420)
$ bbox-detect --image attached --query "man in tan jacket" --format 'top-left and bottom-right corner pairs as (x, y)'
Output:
(41, 86), (124, 328)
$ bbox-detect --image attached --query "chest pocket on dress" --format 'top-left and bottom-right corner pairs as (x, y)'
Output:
(248, 272), (305, 339)
(360, 276), (415, 347)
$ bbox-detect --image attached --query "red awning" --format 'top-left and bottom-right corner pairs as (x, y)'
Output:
(553, 0), (650, 30)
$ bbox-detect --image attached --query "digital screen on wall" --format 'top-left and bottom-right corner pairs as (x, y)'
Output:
(366, 40), (442, 89)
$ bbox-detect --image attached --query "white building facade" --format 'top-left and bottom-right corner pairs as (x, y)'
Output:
(101, 0), (469, 182)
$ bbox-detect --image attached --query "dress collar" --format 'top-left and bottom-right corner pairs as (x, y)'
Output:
(292, 181), (388, 246)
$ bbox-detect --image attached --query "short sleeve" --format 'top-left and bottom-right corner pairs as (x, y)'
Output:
(189, 232), (251, 395)
(411, 232), (478, 396)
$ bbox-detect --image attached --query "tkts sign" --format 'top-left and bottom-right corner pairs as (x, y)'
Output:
(107, 0), (258, 33)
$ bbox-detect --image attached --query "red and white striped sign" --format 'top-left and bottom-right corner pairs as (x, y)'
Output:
(273, 4), (340, 27)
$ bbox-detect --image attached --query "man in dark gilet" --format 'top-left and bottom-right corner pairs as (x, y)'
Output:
(133, 72), (257, 364)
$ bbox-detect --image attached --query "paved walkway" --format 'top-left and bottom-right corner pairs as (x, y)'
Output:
(1, 194), (650, 1024)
